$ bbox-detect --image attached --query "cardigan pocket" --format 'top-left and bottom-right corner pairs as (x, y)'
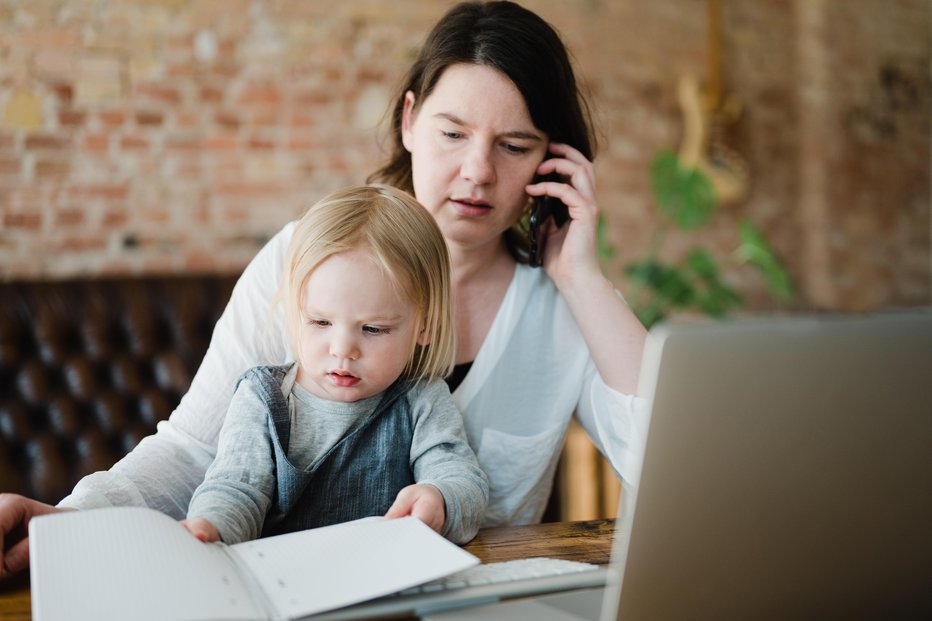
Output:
(476, 423), (564, 527)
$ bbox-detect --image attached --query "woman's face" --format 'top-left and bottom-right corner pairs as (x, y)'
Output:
(401, 63), (548, 257)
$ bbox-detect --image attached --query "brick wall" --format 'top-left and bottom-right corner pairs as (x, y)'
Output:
(1, 0), (929, 312)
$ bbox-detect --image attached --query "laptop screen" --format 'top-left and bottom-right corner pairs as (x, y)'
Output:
(607, 310), (932, 621)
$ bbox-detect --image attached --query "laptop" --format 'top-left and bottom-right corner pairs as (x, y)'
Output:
(425, 310), (932, 621)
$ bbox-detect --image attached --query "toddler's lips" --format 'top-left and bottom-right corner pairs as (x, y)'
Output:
(328, 371), (360, 388)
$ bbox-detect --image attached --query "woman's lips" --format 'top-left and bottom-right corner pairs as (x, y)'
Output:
(451, 198), (492, 217)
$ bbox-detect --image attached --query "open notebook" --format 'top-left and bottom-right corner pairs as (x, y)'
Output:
(29, 509), (479, 621)
(426, 310), (932, 620)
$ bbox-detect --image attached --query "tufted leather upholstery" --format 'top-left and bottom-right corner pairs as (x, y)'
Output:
(0, 275), (238, 505)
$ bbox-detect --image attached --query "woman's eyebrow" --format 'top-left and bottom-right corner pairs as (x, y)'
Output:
(433, 112), (543, 141)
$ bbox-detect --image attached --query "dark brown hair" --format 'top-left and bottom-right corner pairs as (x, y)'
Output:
(368, 1), (596, 261)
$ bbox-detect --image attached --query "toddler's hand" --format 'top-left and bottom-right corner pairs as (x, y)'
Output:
(384, 484), (445, 534)
(181, 517), (221, 543)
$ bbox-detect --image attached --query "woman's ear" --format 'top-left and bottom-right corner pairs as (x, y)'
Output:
(401, 91), (417, 153)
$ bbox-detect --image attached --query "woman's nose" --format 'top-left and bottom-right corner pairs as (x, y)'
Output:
(460, 142), (495, 185)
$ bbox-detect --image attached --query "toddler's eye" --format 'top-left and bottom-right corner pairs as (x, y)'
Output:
(310, 319), (330, 327)
(363, 325), (388, 335)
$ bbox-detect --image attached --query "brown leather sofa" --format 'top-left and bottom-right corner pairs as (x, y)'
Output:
(0, 275), (238, 505)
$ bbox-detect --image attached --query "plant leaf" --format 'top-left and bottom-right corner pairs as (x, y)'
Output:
(737, 220), (794, 299)
(650, 150), (717, 230)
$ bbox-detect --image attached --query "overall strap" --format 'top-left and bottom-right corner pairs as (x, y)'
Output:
(262, 378), (417, 537)
(238, 364), (293, 452)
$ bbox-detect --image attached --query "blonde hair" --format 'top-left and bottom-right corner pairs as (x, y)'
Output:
(280, 184), (455, 383)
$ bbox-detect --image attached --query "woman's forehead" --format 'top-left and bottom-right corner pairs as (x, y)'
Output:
(422, 63), (537, 130)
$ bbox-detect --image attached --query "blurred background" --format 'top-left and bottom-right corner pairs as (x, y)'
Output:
(2, 0), (928, 307)
(1, 0), (929, 518)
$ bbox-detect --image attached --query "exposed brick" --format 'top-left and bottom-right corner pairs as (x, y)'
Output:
(135, 84), (182, 105)
(0, 0), (922, 314)
(213, 181), (285, 198)
(34, 159), (71, 180)
(199, 86), (224, 103)
(0, 158), (21, 175)
(205, 134), (239, 151)
(287, 137), (316, 151)
(247, 135), (275, 151)
(136, 111), (164, 127)
(237, 82), (284, 106)
(58, 109), (87, 127)
(174, 110), (203, 129)
(54, 235), (107, 252)
(54, 208), (85, 227)
(99, 110), (127, 127)
(215, 112), (240, 129)
(102, 208), (128, 227)
(25, 135), (70, 150)
(4, 212), (42, 229)
(82, 134), (110, 151)
(49, 83), (74, 105)
(120, 135), (149, 150)
(165, 136), (204, 152)
(67, 184), (129, 200)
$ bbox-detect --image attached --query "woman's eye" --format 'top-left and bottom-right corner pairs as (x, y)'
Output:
(503, 143), (529, 154)
(441, 130), (463, 140)
(363, 325), (388, 335)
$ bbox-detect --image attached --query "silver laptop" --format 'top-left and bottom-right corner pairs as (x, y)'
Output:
(426, 310), (932, 621)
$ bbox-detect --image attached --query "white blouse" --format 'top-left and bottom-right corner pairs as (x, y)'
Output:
(62, 222), (649, 527)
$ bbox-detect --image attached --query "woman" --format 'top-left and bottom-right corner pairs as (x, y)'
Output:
(0, 0), (647, 575)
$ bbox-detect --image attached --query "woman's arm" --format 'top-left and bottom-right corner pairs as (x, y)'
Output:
(59, 222), (295, 517)
(526, 142), (647, 395)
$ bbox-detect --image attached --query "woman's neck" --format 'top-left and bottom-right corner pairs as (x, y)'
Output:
(448, 238), (514, 286)
(449, 239), (517, 363)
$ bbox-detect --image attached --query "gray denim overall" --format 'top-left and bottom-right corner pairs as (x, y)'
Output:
(239, 365), (416, 538)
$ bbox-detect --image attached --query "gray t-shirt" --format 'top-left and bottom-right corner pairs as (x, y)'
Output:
(187, 364), (488, 544)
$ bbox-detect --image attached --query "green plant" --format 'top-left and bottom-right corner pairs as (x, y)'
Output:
(603, 150), (793, 329)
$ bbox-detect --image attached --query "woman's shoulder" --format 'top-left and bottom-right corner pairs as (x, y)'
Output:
(232, 220), (297, 290)
(511, 263), (568, 319)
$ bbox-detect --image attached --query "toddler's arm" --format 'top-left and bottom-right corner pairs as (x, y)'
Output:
(406, 380), (489, 544)
(185, 373), (278, 544)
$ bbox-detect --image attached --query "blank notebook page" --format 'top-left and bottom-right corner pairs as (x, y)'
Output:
(29, 506), (261, 621)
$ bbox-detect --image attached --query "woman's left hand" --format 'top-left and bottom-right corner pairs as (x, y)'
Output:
(524, 142), (603, 290)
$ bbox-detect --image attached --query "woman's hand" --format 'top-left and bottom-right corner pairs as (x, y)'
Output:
(0, 493), (74, 578)
(525, 142), (647, 395)
(384, 483), (446, 534)
(524, 142), (603, 291)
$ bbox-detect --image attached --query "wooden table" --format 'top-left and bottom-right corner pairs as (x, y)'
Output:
(0, 519), (616, 620)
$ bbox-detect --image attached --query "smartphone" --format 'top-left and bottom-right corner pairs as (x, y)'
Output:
(528, 173), (569, 267)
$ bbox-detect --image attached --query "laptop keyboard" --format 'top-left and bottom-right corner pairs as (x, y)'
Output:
(402, 557), (602, 593)
(309, 557), (608, 620)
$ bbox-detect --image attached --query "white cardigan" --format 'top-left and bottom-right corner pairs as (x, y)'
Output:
(62, 222), (649, 527)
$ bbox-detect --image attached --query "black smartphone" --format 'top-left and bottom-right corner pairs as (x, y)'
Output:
(528, 173), (569, 267)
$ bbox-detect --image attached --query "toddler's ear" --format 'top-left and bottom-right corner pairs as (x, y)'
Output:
(416, 320), (432, 346)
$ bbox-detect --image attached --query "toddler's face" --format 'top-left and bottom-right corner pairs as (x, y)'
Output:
(294, 248), (423, 402)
